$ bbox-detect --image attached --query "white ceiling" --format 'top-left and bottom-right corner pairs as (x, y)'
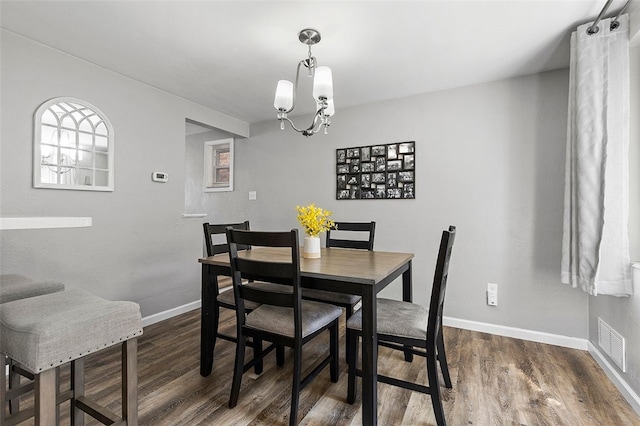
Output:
(0, 0), (630, 125)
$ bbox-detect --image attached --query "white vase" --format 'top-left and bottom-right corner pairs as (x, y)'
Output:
(303, 236), (321, 259)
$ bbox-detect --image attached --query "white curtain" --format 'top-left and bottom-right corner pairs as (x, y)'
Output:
(561, 15), (632, 296)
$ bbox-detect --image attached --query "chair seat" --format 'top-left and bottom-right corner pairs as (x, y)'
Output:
(217, 282), (292, 310)
(0, 274), (65, 304)
(246, 300), (342, 339)
(302, 288), (361, 307)
(0, 289), (143, 373)
(346, 298), (427, 341)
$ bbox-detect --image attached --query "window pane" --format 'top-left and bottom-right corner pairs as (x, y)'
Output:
(41, 125), (57, 145)
(40, 165), (58, 183)
(95, 152), (108, 169)
(78, 132), (92, 150)
(217, 151), (230, 167)
(95, 136), (108, 152)
(61, 115), (76, 130)
(41, 144), (56, 163)
(60, 130), (76, 147)
(78, 150), (93, 168)
(95, 122), (108, 136)
(63, 168), (78, 185)
(79, 119), (93, 133)
(95, 170), (109, 186)
(216, 167), (229, 183)
(77, 169), (93, 186)
(42, 110), (58, 125)
(60, 148), (77, 166)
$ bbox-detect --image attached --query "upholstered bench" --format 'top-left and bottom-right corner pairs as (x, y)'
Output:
(0, 274), (65, 304)
(0, 289), (143, 426)
(0, 273), (67, 418)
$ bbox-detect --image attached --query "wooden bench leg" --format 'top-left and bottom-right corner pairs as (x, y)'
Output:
(123, 339), (138, 425)
(72, 358), (85, 426)
(56, 367), (61, 424)
(8, 358), (21, 414)
(35, 368), (56, 426)
(1, 355), (7, 423)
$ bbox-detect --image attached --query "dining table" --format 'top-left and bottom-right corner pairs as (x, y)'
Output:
(199, 246), (414, 426)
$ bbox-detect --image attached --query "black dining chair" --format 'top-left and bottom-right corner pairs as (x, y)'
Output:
(226, 228), (341, 426)
(326, 221), (376, 250)
(301, 221), (375, 362)
(346, 225), (456, 426)
(302, 221), (376, 318)
(203, 221), (289, 373)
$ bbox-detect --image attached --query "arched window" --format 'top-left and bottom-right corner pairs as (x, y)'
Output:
(33, 97), (114, 191)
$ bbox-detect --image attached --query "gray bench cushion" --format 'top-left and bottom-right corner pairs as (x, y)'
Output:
(0, 274), (65, 304)
(346, 298), (427, 340)
(0, 289), (142, 373)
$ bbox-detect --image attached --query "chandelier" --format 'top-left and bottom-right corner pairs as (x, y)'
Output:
(273, 28), (334, 137)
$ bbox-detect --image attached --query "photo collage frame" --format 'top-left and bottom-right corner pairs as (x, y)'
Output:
(336, 141), (415, 200)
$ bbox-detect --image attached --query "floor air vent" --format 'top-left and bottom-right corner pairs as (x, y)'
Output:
(598, 317), (626, 372)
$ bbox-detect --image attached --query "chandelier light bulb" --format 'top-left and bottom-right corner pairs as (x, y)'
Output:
(274, 80), (294, 111)
(312, 66), (333, 101)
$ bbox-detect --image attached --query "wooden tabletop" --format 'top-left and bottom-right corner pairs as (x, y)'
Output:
(199, 247), (414, 286)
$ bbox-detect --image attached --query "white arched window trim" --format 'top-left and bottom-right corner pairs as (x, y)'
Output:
(33, 97), (114, 191)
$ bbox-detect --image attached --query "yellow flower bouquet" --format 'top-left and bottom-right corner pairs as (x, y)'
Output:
(296, 203), (335, 258)
(296, 203), (335, 237)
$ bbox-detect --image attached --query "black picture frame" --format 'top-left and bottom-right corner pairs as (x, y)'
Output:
(336, 141), (415, 200)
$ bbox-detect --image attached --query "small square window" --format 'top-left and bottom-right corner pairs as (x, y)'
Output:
(204, 139), (234, 192)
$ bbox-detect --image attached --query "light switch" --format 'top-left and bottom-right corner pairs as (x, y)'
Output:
(249, 191), (257, 200)
(152, 171), (168, 182)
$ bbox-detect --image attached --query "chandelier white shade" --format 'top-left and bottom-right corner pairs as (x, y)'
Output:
(274, 80), (294, 111)
(273, 28), (334, 137)
(312, 66), (333, 101)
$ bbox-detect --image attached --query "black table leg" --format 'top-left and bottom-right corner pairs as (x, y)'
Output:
(200, 264), (216, 376)
(402, 260), (414, 362)
(361, 286), (378, 426)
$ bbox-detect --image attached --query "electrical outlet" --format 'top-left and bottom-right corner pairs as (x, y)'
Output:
(487, 283), (498, 306)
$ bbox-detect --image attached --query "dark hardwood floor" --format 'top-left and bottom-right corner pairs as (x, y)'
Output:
(9, 308), (640, 425)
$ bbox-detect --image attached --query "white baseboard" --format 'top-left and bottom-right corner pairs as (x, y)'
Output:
(141, 300), (201, 327)
(588, 342), (640, 415)
(443, 316), (588, 350)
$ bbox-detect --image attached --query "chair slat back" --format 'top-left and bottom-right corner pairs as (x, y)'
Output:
(203, 221), (250, 256)
(226, 228), (301, 313)
(427, 226), (456, 344)
(326, 221), (376, 250)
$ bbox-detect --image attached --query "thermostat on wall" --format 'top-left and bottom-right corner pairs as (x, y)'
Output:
(152, 172), (168, 183)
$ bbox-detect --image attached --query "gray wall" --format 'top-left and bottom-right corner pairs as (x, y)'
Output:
(588, 45), (640, 397)
(222, 68), (590, 340)
(0, 31), (247, 317)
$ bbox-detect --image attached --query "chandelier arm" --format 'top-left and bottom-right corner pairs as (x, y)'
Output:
(281, 108), (326, 136)
(283, 58), (314, 115)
